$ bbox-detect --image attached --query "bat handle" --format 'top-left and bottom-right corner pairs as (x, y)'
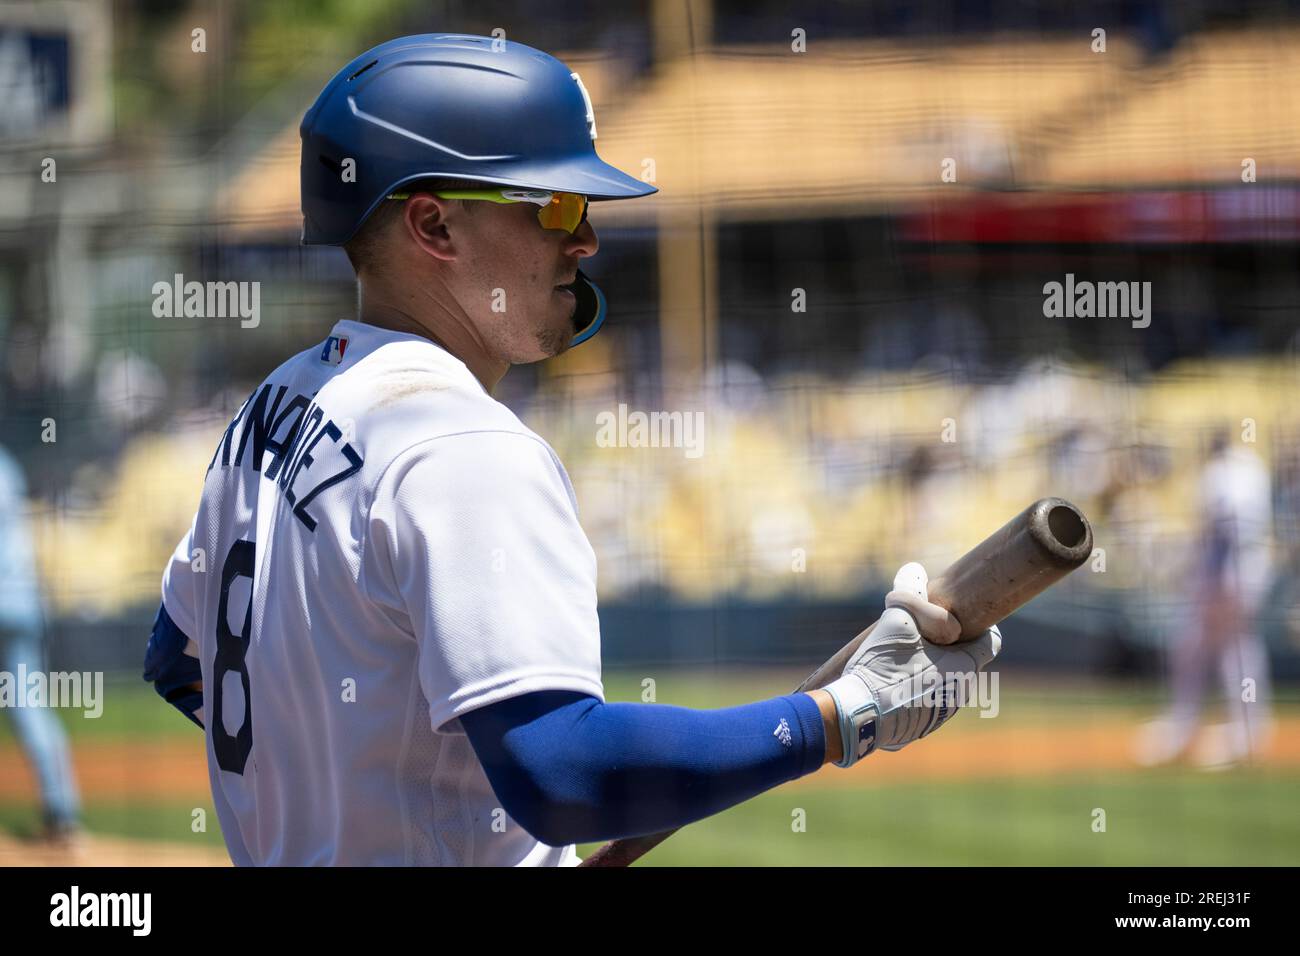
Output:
(793, 620), (879, 693)
(579, 828), (678, 867)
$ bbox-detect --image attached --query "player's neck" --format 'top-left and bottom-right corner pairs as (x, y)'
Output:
(354, 299), (508, 394)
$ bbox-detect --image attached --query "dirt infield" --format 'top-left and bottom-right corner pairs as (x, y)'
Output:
(795, 715), (1300, 787)
(0, 831), (229, 867)
(0, 739), (211, 801)
(2, 716), (1297, 804)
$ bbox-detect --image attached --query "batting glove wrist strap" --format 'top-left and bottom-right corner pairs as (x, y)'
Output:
(823, 673), (880, 768)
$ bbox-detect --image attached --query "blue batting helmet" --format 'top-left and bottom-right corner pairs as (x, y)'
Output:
(300, 33), (656, 347)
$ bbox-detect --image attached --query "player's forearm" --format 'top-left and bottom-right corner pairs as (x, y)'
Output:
(463, 690), (828, 847)
(808, 689), (844, 764)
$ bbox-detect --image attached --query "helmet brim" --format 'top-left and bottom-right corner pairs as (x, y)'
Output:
(461, 154), (657, 201)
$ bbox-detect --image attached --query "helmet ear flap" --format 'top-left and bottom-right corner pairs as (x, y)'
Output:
(568, 269), (607, 347)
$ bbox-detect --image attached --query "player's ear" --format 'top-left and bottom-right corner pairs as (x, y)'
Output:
(401, 194), (458, 262)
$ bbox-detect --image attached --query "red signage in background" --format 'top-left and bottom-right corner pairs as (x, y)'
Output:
(900, 189), (1300, 244)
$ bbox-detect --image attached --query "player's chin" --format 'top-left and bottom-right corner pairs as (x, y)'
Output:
(515, 310), (571, 363)
(540, 287), (580, 356)
(533, 324), (572, 360)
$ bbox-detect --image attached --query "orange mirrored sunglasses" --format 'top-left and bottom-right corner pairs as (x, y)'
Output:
(386, 187), (589, 233)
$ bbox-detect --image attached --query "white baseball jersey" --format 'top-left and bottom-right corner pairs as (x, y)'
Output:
(1196, 447), (1273, 607)
(160, 319), (605, 866)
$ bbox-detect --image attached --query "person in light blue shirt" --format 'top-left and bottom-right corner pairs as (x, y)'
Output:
(0, 443), (80, 838)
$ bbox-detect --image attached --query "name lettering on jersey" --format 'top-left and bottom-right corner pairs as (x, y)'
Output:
(208, 383), (364, 532)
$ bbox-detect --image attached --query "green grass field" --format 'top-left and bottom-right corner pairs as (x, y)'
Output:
(579, 771), (1300, 866)
(3, 671), (1297, 865)
(0, 801), (227, 847)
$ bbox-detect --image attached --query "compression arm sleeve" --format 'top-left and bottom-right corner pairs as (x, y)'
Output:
(460, 689), (826, 847)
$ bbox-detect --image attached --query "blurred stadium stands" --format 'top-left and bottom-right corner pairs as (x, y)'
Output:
(0, 0), (1297, 680)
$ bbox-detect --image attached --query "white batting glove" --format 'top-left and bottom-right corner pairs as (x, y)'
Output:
(823, 562), (1001, 767)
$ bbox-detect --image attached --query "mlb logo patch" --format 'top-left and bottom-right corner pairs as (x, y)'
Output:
(857, 718), (877, 758)
(321, 335), (348, 365)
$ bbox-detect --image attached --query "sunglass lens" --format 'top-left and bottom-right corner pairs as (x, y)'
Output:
(537, 193), (588, 233)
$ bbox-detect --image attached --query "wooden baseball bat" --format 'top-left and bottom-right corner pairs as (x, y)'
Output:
(578, 497), (1094, 867)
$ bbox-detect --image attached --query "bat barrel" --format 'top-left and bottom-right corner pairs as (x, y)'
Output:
(793, 497), (1093, 694)
(929, 496), (1093, 639)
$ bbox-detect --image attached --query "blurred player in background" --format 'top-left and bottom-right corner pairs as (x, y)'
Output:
(0, 443), (81, 841)
(1136, 427), (1275, 768)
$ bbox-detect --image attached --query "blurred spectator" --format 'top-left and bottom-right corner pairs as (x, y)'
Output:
(93, 350), (168, 431)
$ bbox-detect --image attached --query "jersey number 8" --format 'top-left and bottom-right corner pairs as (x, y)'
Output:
(213, 539), (255, 774)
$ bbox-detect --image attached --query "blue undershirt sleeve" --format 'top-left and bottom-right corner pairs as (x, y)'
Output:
(142, 601), (204, 730)
(460, 689), (827, 846)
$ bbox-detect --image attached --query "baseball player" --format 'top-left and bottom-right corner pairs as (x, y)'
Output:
(144, 34), (1000, 866)
(1135, 428), (1275, 767)
(0, 443), (81, 842)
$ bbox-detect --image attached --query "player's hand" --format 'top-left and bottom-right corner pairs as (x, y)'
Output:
(822, 562), (1001, 767)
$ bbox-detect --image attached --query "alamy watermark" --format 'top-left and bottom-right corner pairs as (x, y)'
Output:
(50, 886), (150, 936)
(887, 669), (1000, 718)
(151, 273), (260, 328)
(0, 665), (103, 718)
(1042, 273), (1151, 328)
(595, 403), (705, 459)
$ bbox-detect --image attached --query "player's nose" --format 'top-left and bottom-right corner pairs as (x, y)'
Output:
(563, 218), (599, 258)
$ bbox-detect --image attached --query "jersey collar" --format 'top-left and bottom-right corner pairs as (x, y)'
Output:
(326, 319), (488, 395)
